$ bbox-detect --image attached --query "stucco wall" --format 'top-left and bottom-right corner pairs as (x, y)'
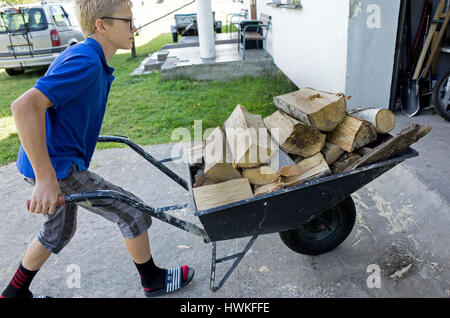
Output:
(253, 0), (350, 93)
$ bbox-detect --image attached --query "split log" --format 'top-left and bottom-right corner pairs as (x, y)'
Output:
(348, 108), (396, 134)
(331, 153), (361, 174)
(263, 110), (326, 157)
(203, 127), (242, 182)
(282, 153), (331, 187)
(268, 146), (302, 177)
(326, 115), (378, 152)
(242, 165), (280, 185)
(193, 178), (254, 211)
(344, 123), (432, 171)
(273, 88), (347, 132)
(254, 181), (284, 196)
(321, 142), (345, 166)
(224, 104), (277, 168)
(185, 141), (204, 167)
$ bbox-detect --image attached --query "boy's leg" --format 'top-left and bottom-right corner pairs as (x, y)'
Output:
(74, 170), (194, 296)
(22, 238), (52, 271)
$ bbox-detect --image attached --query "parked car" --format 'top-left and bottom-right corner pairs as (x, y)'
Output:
(0, 1), (85, 76)
(171, 12), (222, 43)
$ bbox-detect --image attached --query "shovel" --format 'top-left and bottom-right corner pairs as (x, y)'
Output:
(402, 0), (421, 116)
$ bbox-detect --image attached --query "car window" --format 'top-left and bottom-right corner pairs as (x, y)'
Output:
(61, 4), (79, 27)
(50, 5), (70, 27)
(0, 8), (47, 33)
(28, 8), (48, 31)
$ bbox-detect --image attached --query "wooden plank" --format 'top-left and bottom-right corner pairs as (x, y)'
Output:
(344, 123), (432, 171)
(193, 178), (253, 211)
(422, 9), (450, 78)
(413, 0), (445, 79)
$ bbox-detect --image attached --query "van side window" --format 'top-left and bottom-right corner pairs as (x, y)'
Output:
(50, 5), (70, 27)
(28, 8), (48, 31)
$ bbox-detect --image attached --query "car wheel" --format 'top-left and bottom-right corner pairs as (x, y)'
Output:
(5, 68), (25, 76)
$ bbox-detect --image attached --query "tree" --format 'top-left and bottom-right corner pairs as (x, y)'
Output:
(1, 0), (35, 5)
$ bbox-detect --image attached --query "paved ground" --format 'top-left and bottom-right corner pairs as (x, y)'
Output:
(0, 109), (449, 299)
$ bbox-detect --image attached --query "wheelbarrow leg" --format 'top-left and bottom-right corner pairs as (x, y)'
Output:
(210, 235), (258, 292)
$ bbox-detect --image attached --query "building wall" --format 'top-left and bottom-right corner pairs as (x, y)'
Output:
(345, 0), (401, 109)
(242, 0), (401, 110)
(249, 0), (350, 93)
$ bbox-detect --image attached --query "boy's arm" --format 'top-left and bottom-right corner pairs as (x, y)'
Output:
(11, 88), (60, 215)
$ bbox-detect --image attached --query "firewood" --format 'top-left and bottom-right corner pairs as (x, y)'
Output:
(185, 141), (204, 167)
(331, 153), (361, 174)
(203, 127), (242, 182)
(193, 178), (253, 211)
(242, 165), (280, 185)
(282, 153), (331, 187)
(321, 142), (345, 166)
(344, 123), (432, 171)
(348, 108), (396, 134)
(263, 110), (326, 157)
(271, 147), (302, 177)
(273, 88), (347, 132)
(254, 181), (284, 196)
(224, 104), (277, 168)
(326, 115), (378, 152)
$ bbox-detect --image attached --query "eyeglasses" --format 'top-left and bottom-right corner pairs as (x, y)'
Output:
(101, 17), (135, 30)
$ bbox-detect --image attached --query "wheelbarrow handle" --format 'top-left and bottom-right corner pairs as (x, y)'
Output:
(26, 193), (66, 211)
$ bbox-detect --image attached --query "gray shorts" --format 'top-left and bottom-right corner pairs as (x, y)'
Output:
(25, 166), (152, 254)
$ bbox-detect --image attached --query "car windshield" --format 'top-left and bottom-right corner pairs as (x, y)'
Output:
(0, 7), (48, 33)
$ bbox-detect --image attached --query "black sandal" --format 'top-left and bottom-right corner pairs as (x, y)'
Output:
(144, 265), (195, 297)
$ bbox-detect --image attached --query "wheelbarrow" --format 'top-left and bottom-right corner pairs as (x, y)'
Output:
(38, 135), (419, 292)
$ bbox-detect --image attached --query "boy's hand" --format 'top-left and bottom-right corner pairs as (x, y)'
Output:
(29, 176), (61, 215)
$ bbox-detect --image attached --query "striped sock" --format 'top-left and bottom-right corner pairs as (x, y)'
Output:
(0, 262), (38, 298)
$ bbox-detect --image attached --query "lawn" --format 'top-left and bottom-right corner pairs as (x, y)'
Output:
(0, 32), (298, 166)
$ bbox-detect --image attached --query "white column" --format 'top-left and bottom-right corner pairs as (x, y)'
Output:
(196, 0), (215, 59)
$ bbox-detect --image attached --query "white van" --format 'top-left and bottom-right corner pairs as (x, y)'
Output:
(0, 1), (84, 76)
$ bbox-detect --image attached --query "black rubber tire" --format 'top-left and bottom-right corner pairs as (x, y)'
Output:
(5, 68), (25, 76)
(279, 196), (356, 256)
(172, 32), (178, 43)
(432, 68), (450, 121)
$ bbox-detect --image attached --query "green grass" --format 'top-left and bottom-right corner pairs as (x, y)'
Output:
(0, 32), (297, 166)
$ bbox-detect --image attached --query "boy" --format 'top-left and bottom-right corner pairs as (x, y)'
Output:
(1, 0), (194, 298)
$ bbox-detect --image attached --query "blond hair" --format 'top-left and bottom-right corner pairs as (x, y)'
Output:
(74, 0), (133, 37)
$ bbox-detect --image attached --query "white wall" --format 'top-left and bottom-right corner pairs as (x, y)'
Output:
(253, 0), (350, 93)
(241, 0), (400, 110)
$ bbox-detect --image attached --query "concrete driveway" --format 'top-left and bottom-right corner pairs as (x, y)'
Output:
(0, 111), (449, 298)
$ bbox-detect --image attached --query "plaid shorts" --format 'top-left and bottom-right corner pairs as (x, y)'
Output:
(25, 165), (152, 254)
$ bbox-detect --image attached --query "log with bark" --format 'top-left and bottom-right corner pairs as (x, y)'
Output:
(331, 153), (361, 174)
(273, 88), (347, 132)
(326, 115), (378, 152)
(321, 142), (345, 166)
(263, 110), (326, 157)
(224, 104), (277, 168)
(348, 108), (396, 134)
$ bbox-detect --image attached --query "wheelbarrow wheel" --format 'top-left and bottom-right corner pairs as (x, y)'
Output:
(279, 196), (356, 256)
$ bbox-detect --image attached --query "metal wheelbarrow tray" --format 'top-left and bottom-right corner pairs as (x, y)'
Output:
(62, 135), (418, 291)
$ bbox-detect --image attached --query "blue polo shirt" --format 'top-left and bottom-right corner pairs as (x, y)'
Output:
(16, 38), (115, 179)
